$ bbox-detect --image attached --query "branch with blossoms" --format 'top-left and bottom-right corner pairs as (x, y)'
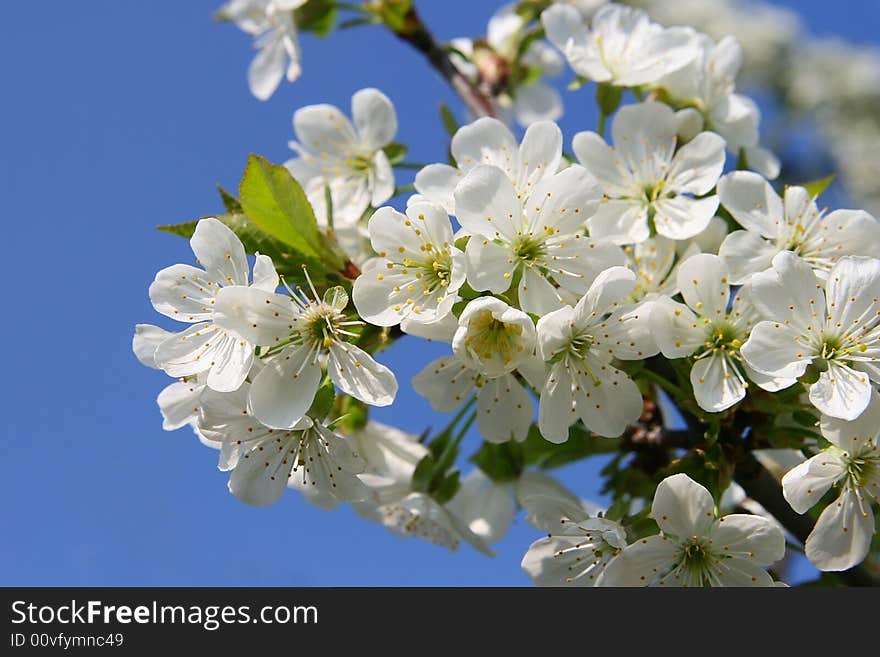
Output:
(135, 0), (880, 587)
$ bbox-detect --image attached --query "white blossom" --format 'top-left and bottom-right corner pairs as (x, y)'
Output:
(414, 118), (563, 216)
(522, 515), (627, 586)
(148, 217), (279, 393)
(352, 201), (465, 327)
(782, 389), (880, 571)
(573, 101), (726, 244)
(542, 3), (699, 88)
(537, 266), (657, 441)
(718, 171), (880, 284)
(652, 253), (794, 412)
(212, 272), (397, 429)
(741, 252), (880, 420)
(598, 473), (785, 586)
(454, 162), (624, 315)
(219, 0), (306, 100)
(197, 383), (368, 507)
(285, 88), (397, 228)
(133, 324), (209, 431)
(659, 34), (779, 178)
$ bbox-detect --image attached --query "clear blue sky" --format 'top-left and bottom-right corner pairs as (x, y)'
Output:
(1, 0), (877, 586)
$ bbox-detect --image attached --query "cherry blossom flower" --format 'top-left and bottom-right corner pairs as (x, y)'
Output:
(652, 253), (794, 412)
(598, 474), (785, 586)
(454, 163), (624, 315)
(718, 171), (880, 284)
(413, 298), (542, 443)
(197, 383), (367, 507)
(659, 34), (780, 178)
(352, 201), (465, 327)
(572, 101), (726, 244)
(413, 118), (563, 216)
(148, 217), (279, 393)
(782, 390), (880, 571)
(741, 252), (880, 420)
(542, 3), (699, 88)
(213, 272), (397, 429)
(536, 266), (657, 441)
(219, 0), (306, 100)
(285, 88), (397, 227)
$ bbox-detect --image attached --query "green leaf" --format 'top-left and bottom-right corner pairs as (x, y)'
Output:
(471, 441), (524, 483)
(439, 103), (459, 137)
(801, 173), (836, 199)
(308, 379), (336, 421)
(294, 0), (337, 37)
(792, 410), (819, 428)
(218, 185), (242, 213)
(596, 83), (623, 116)
(432, 471), (461, 505)
(239, 154), (345, 270)
(411, 455), (436, 493)
(157, 213), (331, 287)
(383, 142), (408, 164)
(521, 423), (619, 469)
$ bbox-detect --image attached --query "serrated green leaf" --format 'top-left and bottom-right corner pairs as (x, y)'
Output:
(383, 142), (408, 164)
(294, 0), (337, 36)
(792, 410), (819, 428)
(217, 185), (242, 213)
(239, 154), (346, 271)
(801, 173), (836, 199)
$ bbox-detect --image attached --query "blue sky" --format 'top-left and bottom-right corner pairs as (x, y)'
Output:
(1, 0), (877, 586)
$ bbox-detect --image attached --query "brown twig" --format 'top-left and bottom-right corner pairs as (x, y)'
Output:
(384, 4), (497, 119)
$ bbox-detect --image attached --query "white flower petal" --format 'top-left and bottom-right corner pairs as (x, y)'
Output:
(717, 171), (784, 238)
(805, 489), (876, 571)
(588, 200), (650, 244)
(677, 253), (730, 319)
(718, 230), (778, 284)
(190, 217), (249, 286)
(666, 132), (726, 196)
(539, 363), (576, 443)
(149, 264), (218, 322)
(414, 163), (462, 214)
(708, 513), (785, 564)
(328, 342), (397, 407)
(652, 298), (705, 358)
(651, 473), (715, 538)
(781, 453), (847, 514)
(412, 355), (476, 412)
(213, 286), (295, 346)
(451, 117), (518, 176)
(248, 37), (286, 101)
(158, 380), (205, 431)
(293, 103), (356, 158)
(652, 195), (718, 241)
(809, 361), (873, 421)
(454, 164), (521, 241)
(573, 360), (643, 438)
(740, 321), (811, 380)
(351, 87), (397, 151)
(596, 535), (678, 587)
(133, 324), (175, 369)
(819, 388), (880, 452)
(248, 346), (322, 429)
(476, 375), (533, 443)
(690, 353), (747, 412)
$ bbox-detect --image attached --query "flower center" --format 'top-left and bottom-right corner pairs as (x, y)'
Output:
(513, 234), (547, 264)
(675, 536), (719, 586)
(463, 311), (524, 364)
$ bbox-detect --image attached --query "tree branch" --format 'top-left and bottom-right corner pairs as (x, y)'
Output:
(734, 450), (880, 587)
(383, 3), (498, 119)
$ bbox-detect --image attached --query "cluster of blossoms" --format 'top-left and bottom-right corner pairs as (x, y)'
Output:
(135, 0), (880, 585)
